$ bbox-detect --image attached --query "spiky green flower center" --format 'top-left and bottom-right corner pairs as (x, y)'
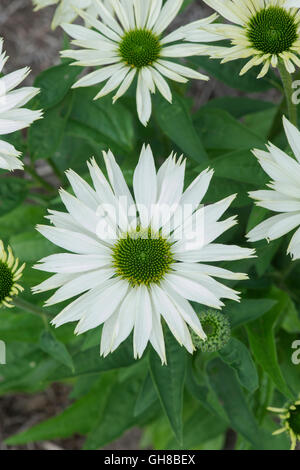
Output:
(119, 29), (161, 68)
(288, 405), (300, 435)
(191, 310), (231, 353)
(247, 7), (298, 55)
(112, 229), (174, 286)
(0, 261), (13, 302)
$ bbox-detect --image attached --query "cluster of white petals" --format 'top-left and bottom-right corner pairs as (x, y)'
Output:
(248, 117), (300, 260)
(60, 0), (217, 125)
(0, 39), (42, 171)
(34, 145), (254, 363)
(32, 0), (113, 29)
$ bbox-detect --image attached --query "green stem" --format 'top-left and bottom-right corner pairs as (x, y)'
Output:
(13, 297), (49, 329)
(278, 61), (298, 126)
(24, 164), (55, 193)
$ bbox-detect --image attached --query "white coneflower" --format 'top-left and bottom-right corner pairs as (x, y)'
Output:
(268, 398), (300, 450)
(0, 241), (25, 309)
(32, 0), (113, 29)
(33, 144), (254, 363)
(0, 39), (42, 171)
(247, 117), (300, 260)
(60, 0), (218, 126)
(186, 0), (300, 78)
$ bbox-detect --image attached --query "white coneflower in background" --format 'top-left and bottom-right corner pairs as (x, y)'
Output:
(60, 0), (219, 126)
(32, 0), (113, 29)
(0, 39), (42, 172)
(33, 145), (254, 363)
(247, 117), (300, 260)
(186, 0), (300, 78)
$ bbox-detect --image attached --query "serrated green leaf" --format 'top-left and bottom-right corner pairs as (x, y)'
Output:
(134, 372), (157, 417)
(0, 178), (28, 216)
(246, 289), (295, 400)
(39, 330), (74, 371)
(149, 332), (186, 444)
(207, 358), (288, 449)
(84, 375), (144, 449)
(34, 63), (81, 109)
(223, 298), (277, 328)
(153, 91), (208, 163)
(219, 337), (259, 393)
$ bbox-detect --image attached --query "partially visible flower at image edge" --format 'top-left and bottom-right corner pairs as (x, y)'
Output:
(268, 397), (300, 450)
(185, 0), (300, 78)
(247, 116), (300, 260)
(60, 0), (220, 125)
(32, 0), (113, 29)
(33, 144), (254, 364)
(0, 38), (42, 172)
(0, 241), (25, 309)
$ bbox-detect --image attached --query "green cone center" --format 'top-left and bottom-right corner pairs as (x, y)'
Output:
(288, 405), (300, 435)
(119, 29), (161, 68)
(0, 261), (13, 302)
(247, 7), (298, 54)
(112, 229), (173, 286)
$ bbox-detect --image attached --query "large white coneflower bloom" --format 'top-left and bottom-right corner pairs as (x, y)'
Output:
(0, 39), (42, 171)
(186, 0), (300, 78)
(247, 117), (300, 260)
(33, 145), (254, 363)
(60, 0), (218, 126)
(32, 0), (113, 29)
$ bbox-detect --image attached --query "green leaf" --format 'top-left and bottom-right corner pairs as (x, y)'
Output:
(278, 331), (300, 396)
(203, 97), (275, 118)
(84, 374), (144, 449)
(246, 289), (295, 400)
(153, 91), (208, 163)
(34, 63), (81, 109)
(0, 205), (45, 241)
(149, 332), (186, 444)
(5, 373), (116, 445)
(0, 311), (44, 343)
(29, 94), (73, 160)
(10, 231), (59, 263)
(196, 148), (268, 187)
(281, 296), (300, 333)
(0, 178), (28, 216)
(47, 339), (137, 381)
(134, 373), (157, 417)
(223, 298), (277, 328)
(219, 337), (259, 393)
(39, 330), (74, 371)
(207, 358), (288, 449)
(69, 88), (135, 154)
(166, 405), (227, 450)
(194, 108), (264, 151)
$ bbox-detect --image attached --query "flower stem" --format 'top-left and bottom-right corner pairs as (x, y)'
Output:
(13, 297), (49, 329)
(278, 61), (298, 127)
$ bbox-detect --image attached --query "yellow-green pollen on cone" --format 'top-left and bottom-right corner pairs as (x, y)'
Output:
(0, 241), (25, 308)
(268, 399), (300, 450)
(247, 7), (298, 55)
(112, 228), (174, 287)
(119, 29), (162, 68)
